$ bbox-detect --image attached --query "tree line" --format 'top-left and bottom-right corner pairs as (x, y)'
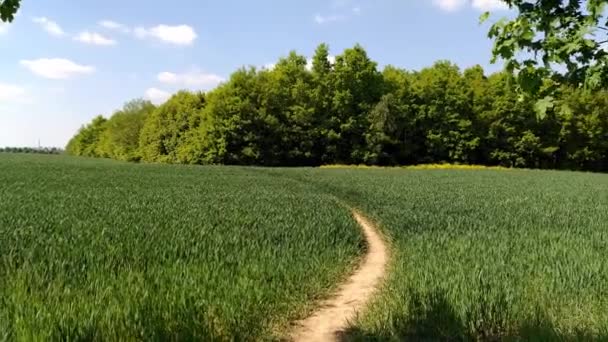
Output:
(0, 147), (63, 155)
(66, 44), (608, 171)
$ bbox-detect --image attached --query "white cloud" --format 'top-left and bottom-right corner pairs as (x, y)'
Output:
(433, 0), (508, 12)
(314, 14), (344, 24)
(264, 55), (336, 72)
(32, 17), (64, 36)
(74, 31), (116, 46)
(0, 22), (8, 35)
(315, 1), (361, 25)
(472, 0), (508, 11)
(157, 70), (224, 88)
(433, 0), (467, 12)
(305, 59), (313, 71)
(0, 83), (26, 102)
(98, 20), (130, 33)
(263, 55), (335, 72)
(20, 58), (95, 79)
(306, 55), (336, 71)
(145, 87), (171, 105)
(262, 63), (276, 70)
(134, 24), (197, 45)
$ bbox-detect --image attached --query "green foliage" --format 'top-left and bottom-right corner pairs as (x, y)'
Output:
(138, 91), (205, 164)
(557, 87), (608, 170)
(327, 44), (384, 163)
(0, 154), (362, 340)
(67, 43), (608, 172)
(194, 67), (272, 165)
(96, 99), (155, 162)
(0, 0), (20, 22)
(411, 62), (480, 163)
(65, 115), (108, 158)
(267, 52), (319, 165)
(487, 0), (608, 94)
(534, 96), (554, 120)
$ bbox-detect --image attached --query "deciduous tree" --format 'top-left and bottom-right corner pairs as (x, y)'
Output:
(0, 0), (20, 22)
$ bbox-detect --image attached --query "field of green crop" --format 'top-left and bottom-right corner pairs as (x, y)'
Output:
(2, 154), (608, 341)
(0, 154), (363, 340)
(297, 168), (608, 340)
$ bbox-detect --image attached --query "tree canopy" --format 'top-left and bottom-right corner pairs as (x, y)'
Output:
(486, 0), (608, 95)
(67, 44), (608, 172)
(97, 99), (156, 161)
(139, 91), (205, 164)
(66, 115), (108, 157)
(0, 0), (20, 22)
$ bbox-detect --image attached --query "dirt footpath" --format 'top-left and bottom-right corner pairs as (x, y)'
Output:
(290, 210), (389, 342)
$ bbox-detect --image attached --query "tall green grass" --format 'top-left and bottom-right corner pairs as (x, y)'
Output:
(296, 167), (608, 340)
(0, 154), (363, 340)
(3, 154), (607, 340)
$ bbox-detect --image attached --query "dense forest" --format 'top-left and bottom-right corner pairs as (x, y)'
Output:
(66, 44), (608, 171)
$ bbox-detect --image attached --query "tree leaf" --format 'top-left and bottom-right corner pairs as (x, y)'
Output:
(534, 96), (554, 120)
(479, 12), (491, 25)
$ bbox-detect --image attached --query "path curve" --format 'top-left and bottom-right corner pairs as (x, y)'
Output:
(290, 210), (389, 342)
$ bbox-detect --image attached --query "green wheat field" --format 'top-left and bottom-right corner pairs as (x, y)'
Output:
(1, 154), (607, 340)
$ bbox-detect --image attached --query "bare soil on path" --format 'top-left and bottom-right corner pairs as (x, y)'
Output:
(290, 210), (389, 342)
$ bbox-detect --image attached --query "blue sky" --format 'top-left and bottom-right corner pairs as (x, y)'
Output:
(0, 0), (510, 147)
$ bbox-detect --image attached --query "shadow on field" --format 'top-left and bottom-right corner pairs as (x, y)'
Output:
(338, 289), (607, 342)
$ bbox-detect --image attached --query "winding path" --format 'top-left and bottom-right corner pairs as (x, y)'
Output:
(290, 210), (389, 342)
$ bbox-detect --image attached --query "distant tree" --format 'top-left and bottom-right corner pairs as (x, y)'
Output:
(327, 44), (383, 163)
(311, 43), (333, 76)
(410, 61), (479, 164)
(139, 91), (206, 163)
(310, 43), (336, 163)
(0, 0), (20, 22)
(365, 66), (418, 165)
(65, 115), (108, 157)
(194, 67), (273, 165)
(63, 42), (608, 172)
(97, 99), (155, 161)
(0, 146), (63, 154)
(365, 93), (406, 165)
(479, 72), (540, 167)
(557, 87), (608, 171)
(264, 51), (317, 165)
